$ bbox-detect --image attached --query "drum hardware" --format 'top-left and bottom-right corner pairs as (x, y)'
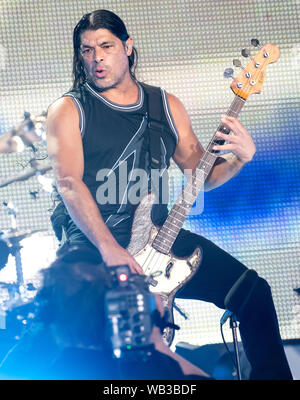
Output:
(29, 190), (39, 200)
(0, 110), (51, 309)
(0, 159), (52, 188)
(0, 227), (42, 309)
(0, 202), (43, 302)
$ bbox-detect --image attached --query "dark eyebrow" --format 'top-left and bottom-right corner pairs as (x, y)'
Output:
(80, 44), (93, 49)
(99, 41), (115, 46)
(80, 41), (114, 49)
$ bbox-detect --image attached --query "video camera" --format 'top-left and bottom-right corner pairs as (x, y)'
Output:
(105, 265), (157, 360)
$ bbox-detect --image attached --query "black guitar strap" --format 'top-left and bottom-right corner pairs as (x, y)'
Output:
(139, 82), (171, 225)
(140, 82), (166, 170)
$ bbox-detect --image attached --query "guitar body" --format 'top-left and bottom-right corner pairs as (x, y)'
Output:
(127, 194), (202, 345)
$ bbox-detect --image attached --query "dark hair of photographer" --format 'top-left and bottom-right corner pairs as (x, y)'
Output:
(35, 256), (112, 350)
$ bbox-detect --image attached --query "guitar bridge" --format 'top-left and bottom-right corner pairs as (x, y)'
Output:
(145, 276), (158, 287)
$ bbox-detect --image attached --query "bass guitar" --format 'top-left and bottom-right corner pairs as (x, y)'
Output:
(127, 42), (280, 345)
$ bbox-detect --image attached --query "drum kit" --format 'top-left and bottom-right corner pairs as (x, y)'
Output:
(0, 111), (53, 310)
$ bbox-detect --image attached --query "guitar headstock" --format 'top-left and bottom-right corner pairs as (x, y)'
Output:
(230, 43), (280, 100)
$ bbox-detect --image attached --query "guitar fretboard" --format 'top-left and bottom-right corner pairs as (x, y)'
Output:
(152, 95), (245, 254)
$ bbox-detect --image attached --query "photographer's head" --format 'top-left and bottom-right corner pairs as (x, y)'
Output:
(35, 246), (112, 350)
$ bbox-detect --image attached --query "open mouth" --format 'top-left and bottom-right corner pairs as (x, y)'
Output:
(95, 69), (107, 78)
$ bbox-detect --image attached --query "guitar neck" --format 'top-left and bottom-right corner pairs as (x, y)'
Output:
(152, 95), (246, 254)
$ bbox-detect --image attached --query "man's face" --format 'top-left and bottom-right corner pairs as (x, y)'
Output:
(79, 28), (133, 91)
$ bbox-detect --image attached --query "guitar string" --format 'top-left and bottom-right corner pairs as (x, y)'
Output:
(139, 49), (270, 279)
(155, 97), (244, 253)
(155, 174), (200, 252)
(140, 242), (167, 275)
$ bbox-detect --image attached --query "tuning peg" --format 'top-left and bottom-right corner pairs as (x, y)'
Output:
(251, 39), (261, 48)
(233, 59), (243, 68)
(241, 48), (251, 58)
(223, 67), (234, 79)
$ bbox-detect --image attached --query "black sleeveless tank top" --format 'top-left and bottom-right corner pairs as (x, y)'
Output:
(60, 81), (178, 238)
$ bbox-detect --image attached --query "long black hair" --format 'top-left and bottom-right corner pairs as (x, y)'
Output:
(72, 9), (138, 89)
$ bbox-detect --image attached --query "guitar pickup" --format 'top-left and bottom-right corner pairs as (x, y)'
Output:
(165, 261), (174, 279)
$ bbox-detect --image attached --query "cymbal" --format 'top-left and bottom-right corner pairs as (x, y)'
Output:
(0, 281), (36, 290)
(1, 229), (46, 243)
(0, 281), (20, 290)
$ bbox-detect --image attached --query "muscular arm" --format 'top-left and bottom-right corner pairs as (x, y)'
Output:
(46, 97), (143, 273)
(168, 93), (255, 191)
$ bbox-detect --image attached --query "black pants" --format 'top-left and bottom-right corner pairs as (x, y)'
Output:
(57, 219), (293, 380)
